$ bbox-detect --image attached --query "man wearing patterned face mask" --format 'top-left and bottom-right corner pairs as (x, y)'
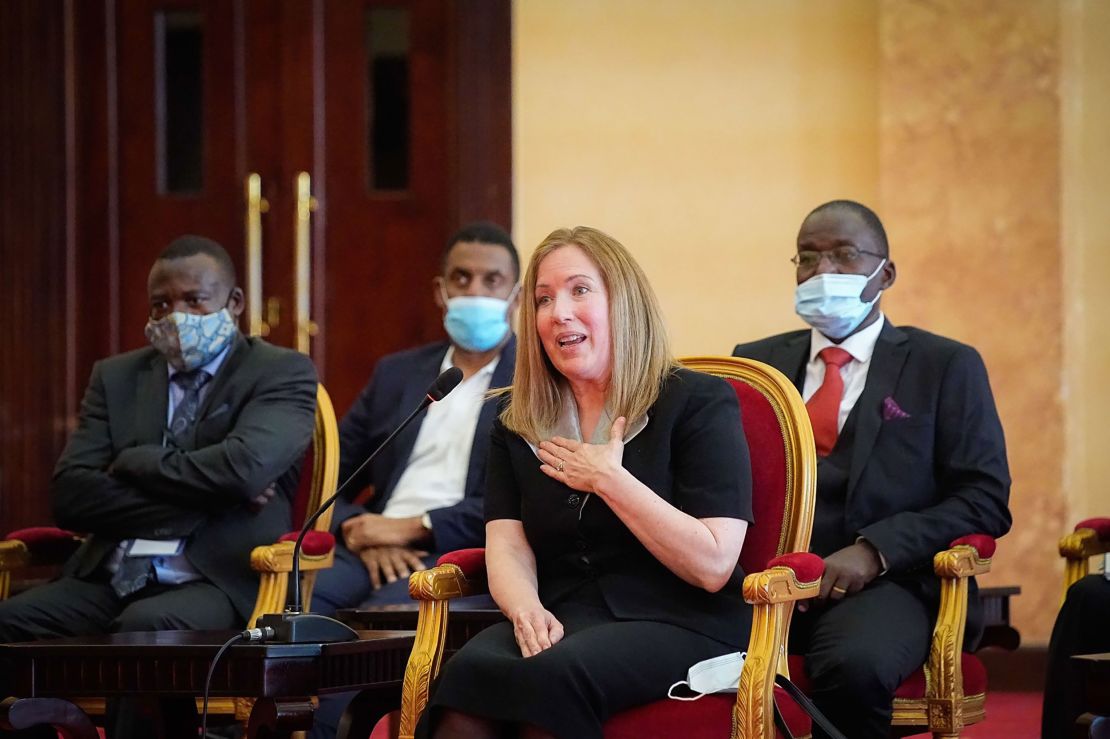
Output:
(311, 222), (520, 616)
(732, 201), (1011, 738)
(0, 235), (317, 738)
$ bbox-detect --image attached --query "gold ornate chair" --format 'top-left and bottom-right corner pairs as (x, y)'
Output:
(0, 383), (341, 724)
(395, 355), (823, 739)
(1058, 517), (1110, 599)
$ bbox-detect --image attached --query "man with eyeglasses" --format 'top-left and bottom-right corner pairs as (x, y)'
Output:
(732, 200), (1011, 738)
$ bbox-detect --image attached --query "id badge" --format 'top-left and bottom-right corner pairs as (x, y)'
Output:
(126, 538), (185, 557)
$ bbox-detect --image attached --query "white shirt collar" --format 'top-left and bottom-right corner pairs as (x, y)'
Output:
(441, 345), (500, 378)
(809, 311), (885, 364)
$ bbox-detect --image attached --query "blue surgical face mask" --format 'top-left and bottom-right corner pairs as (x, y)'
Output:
(794, 259), (886, 340)
(441, 285), (517, 352)
(145, 308), (238, 371)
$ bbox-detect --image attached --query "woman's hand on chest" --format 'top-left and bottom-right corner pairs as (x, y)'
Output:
(537, 416), (630, 497)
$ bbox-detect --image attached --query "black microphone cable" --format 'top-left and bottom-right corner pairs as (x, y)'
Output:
(200, 626), (275, 737)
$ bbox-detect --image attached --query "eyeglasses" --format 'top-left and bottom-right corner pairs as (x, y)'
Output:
(791, 246), (885, 271)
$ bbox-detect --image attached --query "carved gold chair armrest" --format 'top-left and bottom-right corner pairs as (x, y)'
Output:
(923, 535), (994, 738)
(397, 550), (486, 739)
(0, 539), (31, 600)
(735, 552), (824, 739)
(246, 535), (336, 628)
(1058, 517), (1110, 599)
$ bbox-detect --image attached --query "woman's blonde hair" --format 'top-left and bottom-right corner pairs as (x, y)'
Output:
(501, 226), (676, 442)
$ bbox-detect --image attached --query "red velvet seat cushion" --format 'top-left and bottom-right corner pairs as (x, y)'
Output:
(1076, 517), (1110, 540)
(950, 534), (996, 558)
(602, 688), (810, 739)
(278, 530), (335, 557)
(437, 547), (487, 578)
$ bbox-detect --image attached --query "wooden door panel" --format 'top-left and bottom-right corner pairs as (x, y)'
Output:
(115, 0), (243, 348)
(320, 0), (452, 413)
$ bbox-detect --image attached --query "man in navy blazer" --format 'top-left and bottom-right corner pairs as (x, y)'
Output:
(732, 201), (1011, 738)
(312, 223), (520, 614)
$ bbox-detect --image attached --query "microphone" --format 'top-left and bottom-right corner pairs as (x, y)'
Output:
(257, 366), (465, 643)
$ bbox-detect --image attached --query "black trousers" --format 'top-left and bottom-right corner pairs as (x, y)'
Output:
(0, 575), (238, 739)
(417, 585), (745, 739)
(789, 578), (934, 739)
(1042, 574), (1110, 739)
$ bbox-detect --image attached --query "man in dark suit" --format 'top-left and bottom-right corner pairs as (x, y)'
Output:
(311, 222), (520, 615)
(0, 235), (317, 736)
(732, 201), (1011, 738)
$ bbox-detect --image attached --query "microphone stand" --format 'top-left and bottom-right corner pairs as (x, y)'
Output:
(257, 369), (462, 643)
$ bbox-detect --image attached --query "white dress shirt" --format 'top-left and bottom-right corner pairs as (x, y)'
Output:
(381, 348), (500, 520)
(801, 313), (886, 432)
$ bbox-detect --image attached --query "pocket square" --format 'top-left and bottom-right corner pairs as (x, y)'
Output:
(882, 396), (911, 421)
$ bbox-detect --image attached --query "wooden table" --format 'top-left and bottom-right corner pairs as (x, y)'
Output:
(338, 598), (504, 665)
(0, 629), (414, 738)
(1074, 652), (1110, 738)
(978, 585), (1022, 650)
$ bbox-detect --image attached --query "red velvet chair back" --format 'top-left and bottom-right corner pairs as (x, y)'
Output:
(679, 357), (817, 573)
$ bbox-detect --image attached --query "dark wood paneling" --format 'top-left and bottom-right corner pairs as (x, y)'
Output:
(0, 0), (72, 534)
(451, 0), (512, 229)
(0, 0), (513, 536)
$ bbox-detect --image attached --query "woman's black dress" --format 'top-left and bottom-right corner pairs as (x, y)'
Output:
(420, 368), (754, 739)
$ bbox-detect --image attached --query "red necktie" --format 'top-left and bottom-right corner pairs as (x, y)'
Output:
(806, 347), (853, 457)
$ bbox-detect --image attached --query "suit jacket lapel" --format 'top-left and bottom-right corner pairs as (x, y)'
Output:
(384, 344), (447, 494)
(135, 351), (169, 445)
(846, 320), (909, 497)
(767, 332), (810, 389)
(182, 333), (249, 450)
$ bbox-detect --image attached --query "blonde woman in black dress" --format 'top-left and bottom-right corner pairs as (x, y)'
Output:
(421, 226), (754, 739)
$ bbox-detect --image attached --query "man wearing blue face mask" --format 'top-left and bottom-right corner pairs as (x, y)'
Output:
(0, 235), (317, 738)
(310, 222), (520, 619)
(732, 201), (1011, 738)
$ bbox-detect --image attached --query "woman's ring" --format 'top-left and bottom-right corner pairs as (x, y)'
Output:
(557, 461), (565, 473)
(831, 585), (847, 595)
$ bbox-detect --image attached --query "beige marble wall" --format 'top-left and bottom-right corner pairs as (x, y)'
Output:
(512, 0), (880, 349)
(515, 0), (1106, 644)
(1062, 0), (1110, 544)
(877, 0), (1065, 641)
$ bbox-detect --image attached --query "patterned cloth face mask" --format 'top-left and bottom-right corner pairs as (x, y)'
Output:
(145, 308), (237, 371)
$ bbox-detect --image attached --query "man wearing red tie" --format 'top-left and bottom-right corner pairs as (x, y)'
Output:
(732, 200), (1011, 738)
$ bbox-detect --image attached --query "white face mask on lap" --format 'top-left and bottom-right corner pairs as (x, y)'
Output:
(667, 651), (747, 701)
(794, 259), (886, 340)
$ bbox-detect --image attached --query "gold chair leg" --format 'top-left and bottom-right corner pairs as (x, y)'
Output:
(398, 599), (451, 739)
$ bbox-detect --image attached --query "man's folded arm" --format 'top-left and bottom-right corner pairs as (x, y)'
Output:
(857, 345), (1012, 573)
(109, 352), (318, 507)
(52, 469), (206, 540)
(51, 361), (209, 537)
